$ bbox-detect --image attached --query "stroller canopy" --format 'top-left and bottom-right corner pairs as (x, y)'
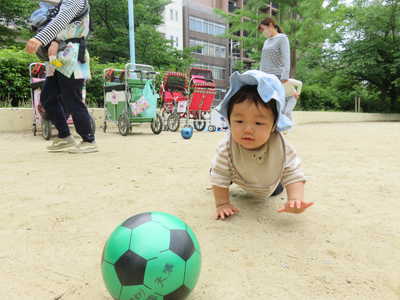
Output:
(163, 72), (188, 92)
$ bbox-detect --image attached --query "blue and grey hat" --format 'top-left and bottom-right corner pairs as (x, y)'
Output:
(216, 70), (292, 132)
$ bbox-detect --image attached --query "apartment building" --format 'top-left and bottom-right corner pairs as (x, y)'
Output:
(158, 0), (279, 102)
(158, 0), (184, 50)
(182, 0), (230, 101)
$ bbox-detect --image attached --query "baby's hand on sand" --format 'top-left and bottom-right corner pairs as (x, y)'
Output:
(216, 203), (239, 220)
(277, 200), (314, 214)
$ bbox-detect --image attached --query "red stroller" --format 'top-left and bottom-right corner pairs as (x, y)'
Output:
(159, 72), (189, 131)
(186, 67), (216, 131)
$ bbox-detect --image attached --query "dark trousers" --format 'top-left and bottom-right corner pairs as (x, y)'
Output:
(40, 71), (94, 142)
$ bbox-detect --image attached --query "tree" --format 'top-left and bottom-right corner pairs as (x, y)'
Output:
(339, 0), (400, 111)
(0, 0), (35, 46)
(88, 0), (196, 71)
(216, 0), (338, 76)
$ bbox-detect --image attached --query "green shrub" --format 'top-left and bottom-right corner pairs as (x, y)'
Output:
(298, 84), (340, 111)
(0, 48), (125, 108)
(0, 47), (36, 107)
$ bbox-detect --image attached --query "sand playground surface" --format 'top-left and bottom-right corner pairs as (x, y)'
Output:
(0, 121), (399, 300)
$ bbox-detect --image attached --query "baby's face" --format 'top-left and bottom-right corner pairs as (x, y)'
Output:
(230, 99), (275, 150)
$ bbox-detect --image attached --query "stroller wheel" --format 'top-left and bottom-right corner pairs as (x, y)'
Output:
(32, 124), (37, 136)
(167, 113), (180, 132)
(208, 125), (216, 132)
(194, 119), (206, 131)
(89, 114), (96, 135)
(118, 114), (130, 136)
(41, 119), (52, 140)
(151, 113), (163, 135)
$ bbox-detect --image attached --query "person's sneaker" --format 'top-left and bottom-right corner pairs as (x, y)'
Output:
(271, 183), (284, 196)
(68, 141), (98, 154)
(47, 136), (76, 152)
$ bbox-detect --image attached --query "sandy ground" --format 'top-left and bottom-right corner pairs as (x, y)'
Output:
(0, 121), (399, 300)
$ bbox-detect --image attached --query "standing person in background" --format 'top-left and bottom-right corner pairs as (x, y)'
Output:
(258, 17), (291, 195)
(25, 0), (97, 153)
(258, 17), (298, 123)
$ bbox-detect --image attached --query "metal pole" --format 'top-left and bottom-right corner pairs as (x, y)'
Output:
(128, 0), (136, 66)
(354, 96), (357, 112)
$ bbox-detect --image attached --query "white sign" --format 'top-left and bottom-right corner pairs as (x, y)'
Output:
(177, 100), (187, 113)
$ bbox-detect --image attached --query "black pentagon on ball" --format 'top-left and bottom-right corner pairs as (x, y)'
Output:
(169, 229), (195, 261)
(121, 212), (152, 229)
(114, 250), (147, 285)
(164, 285), (191, 300)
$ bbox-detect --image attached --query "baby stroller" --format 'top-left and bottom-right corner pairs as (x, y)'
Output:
(186, 67), (216, 131)
(103, 63), (163, 136)
(30, 63), (49, 139)
(159, 72), (189, 131)
(29, 63), (95, 140)
(208, 108), (229, 132)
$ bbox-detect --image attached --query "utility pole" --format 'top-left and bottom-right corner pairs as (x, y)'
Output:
(128, 0), (136, 66)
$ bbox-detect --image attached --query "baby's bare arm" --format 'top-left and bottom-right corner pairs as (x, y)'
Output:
(212, 185), (239, 220)
(286, 181), (304, 202)
(212, 185), (230, 206)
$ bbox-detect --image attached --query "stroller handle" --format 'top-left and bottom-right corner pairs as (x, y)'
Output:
(125, 63), (155, 73)
(29, 62), (46, 82)
(125, 63), (158, 80)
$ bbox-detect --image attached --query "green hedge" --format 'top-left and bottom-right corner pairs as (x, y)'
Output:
(0, 48), (35, 107)
(0, 47), (128, 108)
(2, 47), (398, 113)
(297, 82), (394, 113)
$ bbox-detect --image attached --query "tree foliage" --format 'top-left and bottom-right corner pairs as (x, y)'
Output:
(1, 0), (399, 111)
(88, 0), (196, 71)
(0, 0), (35, 46)
(217, 0), (400, 112)
(339, 0), (400, 111)
(216, 0), (336, 76)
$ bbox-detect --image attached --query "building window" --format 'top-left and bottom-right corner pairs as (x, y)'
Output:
(174, 36), (179, 48)
(175, 10), (178, 21)
(168, 36), (179, 48)
(189, 39), (226, 58)
(189, 16), (226, 36)
(170, 9), (174, 21)
(192, 63), (226, 80)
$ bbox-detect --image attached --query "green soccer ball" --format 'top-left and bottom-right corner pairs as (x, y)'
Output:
(101, 212), (201, 300)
